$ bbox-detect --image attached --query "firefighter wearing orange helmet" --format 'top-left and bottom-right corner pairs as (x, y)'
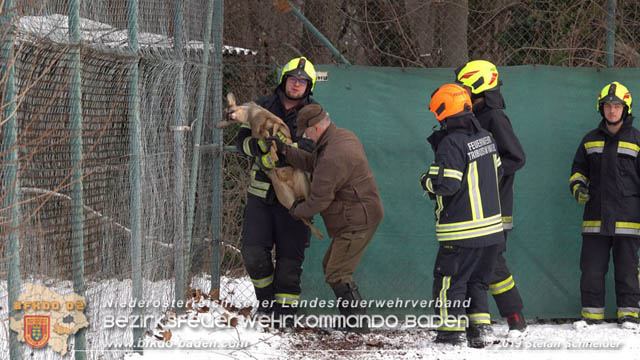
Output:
(421, 84), (504, 346)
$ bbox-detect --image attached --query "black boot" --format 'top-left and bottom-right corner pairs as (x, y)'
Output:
(435, 331), (466, 345)
(466, 323), (493, 348)
(332, 282), (369, 334)
(507, 312), (527, 332)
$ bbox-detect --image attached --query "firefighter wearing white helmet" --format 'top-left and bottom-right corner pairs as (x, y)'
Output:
(234, 57), (320, 326)
(570, 81), (640, 329)
(455, 60), (528, 335)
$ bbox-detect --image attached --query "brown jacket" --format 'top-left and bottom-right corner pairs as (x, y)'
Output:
(287, 123), (384, 237)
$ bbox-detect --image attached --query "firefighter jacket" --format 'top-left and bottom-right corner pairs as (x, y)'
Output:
(422, 114), (505, 248)
(286, 123), (384, 237)
(473, 97), (526, 231)
(570, 116), (640, 237)
(235, 89), (315, 204)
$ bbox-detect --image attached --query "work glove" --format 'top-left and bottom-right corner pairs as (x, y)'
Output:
(258, 153), (275, 172)
(420, 173), (430, 192)
(266, 135), (288, 154)
(289, 198), (304, 220)
(574, 184), (590, 205)
(420, 173), (436, 200)
(296, 137), (314, 152)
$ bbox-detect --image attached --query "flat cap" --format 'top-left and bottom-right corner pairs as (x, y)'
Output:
(296, 104), (327, 137)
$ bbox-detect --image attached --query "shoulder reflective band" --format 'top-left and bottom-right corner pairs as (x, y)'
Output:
(584, 141), (604, 154)
(618, 141), (640, 158)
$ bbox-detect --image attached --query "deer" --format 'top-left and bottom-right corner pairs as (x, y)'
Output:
(216, 93), (323, 239)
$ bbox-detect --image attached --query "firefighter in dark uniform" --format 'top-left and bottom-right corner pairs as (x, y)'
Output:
(235, 57), (318, 320)
(455, 60), (528, 334)
(422, 84), (504, 346)
(570, 81), (640, 329)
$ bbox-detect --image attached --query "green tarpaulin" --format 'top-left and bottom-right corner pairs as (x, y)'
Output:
(297, 65), (640, 319)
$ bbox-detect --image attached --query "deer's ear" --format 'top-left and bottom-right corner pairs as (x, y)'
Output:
(226, 93), (236, 107)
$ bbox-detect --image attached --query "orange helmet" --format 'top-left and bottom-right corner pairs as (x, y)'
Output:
(429, 84), (472, 121)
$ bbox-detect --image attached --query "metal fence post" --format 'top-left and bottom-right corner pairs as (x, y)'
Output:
(1, 0), (22, 359)
(173, 0), (187, 311)
(209, 0), (224, 292)
(287, 2), (351, 65)
(126, 0), (143, 352)
(68, 0), (87, 358)
(605, 0), (616, 67)
(185, 0), (215, 281)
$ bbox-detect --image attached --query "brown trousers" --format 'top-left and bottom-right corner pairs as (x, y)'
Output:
(322, 224), (379, 287)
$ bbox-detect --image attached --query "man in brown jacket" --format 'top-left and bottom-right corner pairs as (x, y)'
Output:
(269, 104), (384, 333)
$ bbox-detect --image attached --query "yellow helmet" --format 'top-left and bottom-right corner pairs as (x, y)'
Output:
(597, 81), (632, 114)
(455, 60), (499, 94)
(279, 57), (317, 92)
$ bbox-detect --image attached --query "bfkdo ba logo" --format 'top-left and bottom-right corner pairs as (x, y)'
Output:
(24, 315), (50, 348)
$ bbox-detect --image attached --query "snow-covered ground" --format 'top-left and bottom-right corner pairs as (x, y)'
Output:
(2, 276), (639, 360)
(127, 322), (640, 360)
(126, 276), (640, 360)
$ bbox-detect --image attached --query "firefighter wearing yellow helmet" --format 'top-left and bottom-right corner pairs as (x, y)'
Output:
(570, 81), (639, 329)
(234, 56), (320, 326)
(455, 60), (528, 336)
(279, 56), (317, 99)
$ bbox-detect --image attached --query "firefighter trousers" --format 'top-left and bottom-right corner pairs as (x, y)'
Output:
(241, 194), (310, 315)
(490, 231), (524, 317)
(433, 244), (500, 331)
(580, 234), (640, 314)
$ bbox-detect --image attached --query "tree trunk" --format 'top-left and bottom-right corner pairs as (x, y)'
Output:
(441, 0), (468, 67)
(405, 0), (436, 67)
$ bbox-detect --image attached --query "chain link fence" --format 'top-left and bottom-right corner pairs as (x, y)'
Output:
(0, 0), (233, 358)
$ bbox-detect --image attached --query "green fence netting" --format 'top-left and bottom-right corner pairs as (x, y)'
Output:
(294, 65), (640, 319)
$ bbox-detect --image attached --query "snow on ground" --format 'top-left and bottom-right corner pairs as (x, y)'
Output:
(127, 322), (640, 360)
(2, 276), (639, 360)
(126, 277), (640, 360)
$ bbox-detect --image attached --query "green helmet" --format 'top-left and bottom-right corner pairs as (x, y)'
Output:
(279, 57), (317, 93)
